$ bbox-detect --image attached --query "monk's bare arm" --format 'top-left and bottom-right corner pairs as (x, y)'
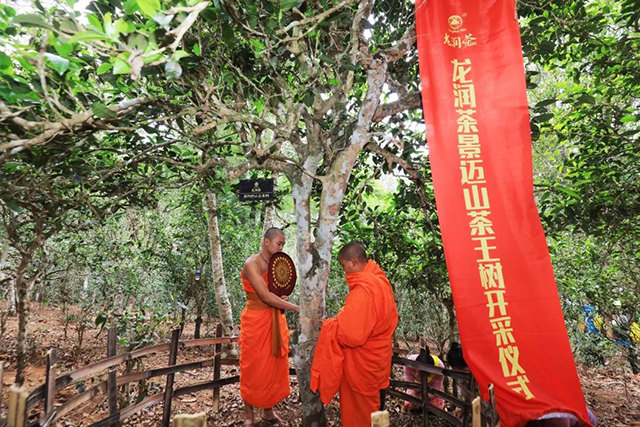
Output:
(244, 260), (300, 312)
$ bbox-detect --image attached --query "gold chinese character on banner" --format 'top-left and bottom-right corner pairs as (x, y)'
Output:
(454, 83), (476, 108)
(469, 210), (494, 236)
(499, 345), (526, 377)
(490, 316), (516, 346)
(462, 33), (477, 47)
(464, 185), (490, 210)
(460, 159), (486, 185)
(444, 34), (462, 48)
(485, 290), (509, 317)
(458, 134), (480, 146)
(473, 235), (498, 262)
(456, 109), (479, 133)
(458, 134), (481, 159)
(478, 260), (504, 288)
(452, 59), (472, 83)
(507, 375), (535, 400)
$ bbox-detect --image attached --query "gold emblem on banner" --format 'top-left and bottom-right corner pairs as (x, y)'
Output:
(444, 13), (477, 49)
(448, 15), (464, 32)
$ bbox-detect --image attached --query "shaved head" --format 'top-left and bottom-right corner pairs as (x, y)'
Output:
(264, 227), (285, 240)
(338, 242), (368, 263)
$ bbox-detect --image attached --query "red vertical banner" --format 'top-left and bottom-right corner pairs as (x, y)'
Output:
(414, 1), (591, 426)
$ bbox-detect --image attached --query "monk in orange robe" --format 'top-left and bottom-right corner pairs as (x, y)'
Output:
(311, 242), (399, 426)
(240, 227), (299, 426)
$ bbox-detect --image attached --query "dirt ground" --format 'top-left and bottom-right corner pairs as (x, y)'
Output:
(0, 306), (638, 426)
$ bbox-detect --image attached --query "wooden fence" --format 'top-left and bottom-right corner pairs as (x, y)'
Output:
(387, 354), (500, 427)
(3, 328), (498, 427)
(4, 324), (241, 427)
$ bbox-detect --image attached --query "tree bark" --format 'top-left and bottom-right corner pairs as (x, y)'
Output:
(205, 190), (236, 355)
(262, 172), (280, 236)
(7, 280), (16, 316)
(291, 155), (328, 427)
(293, 60), (388, 426)
(1, 238), (16, 315)
(15, 253), (40, 385)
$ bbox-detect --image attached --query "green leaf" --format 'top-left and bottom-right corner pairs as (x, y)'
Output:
(92, 102), (117, 119)
(13, 14), (52, 30)
(4, 199), (23, 213)
(137, 0), (160, 16)
(54, 42), (74, 57)
(0, 52), (11, 70)
(620, 115), (636, 123)
(115, 19), (130, 35)
(250, 39), (266, 56)
(97, 62), (112, 74)
(124, 0), (139, 14)
(556, 185), (580, 199)
(192, 42), (201, 56)
(303, 90), (314, 107)
(577, 94), (596, 104)
(44, 53), (70, 75)
(535, 99), (556, 108)
(319, 54), (334, 64)
(87, 14), (103, 32)
(68, 31), (110, 43)
(221, 22), (234, 45)
(94, 313), (107, 326)
(113, 58), (131, 74)
(534, 113), (554, 122)
(280, 0), (298, 10)
(172, 50), (189, 61)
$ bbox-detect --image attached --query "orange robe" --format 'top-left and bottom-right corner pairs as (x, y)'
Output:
(239, 270), (290, 408)
(311, 260), (398, 426)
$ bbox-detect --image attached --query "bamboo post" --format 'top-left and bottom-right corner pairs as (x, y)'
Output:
(173, 412), (207, 427)
(162, 328), (181, 427)
(0, 363), (3, 419)
(371, 410), (389, 427)
(44, 349), (57, 418)
(107, 325), (119, 426)
(472, 397), (481, 427)
(8, 385), (27, 427)
(212, 323), (222, 413)
(488, 384), (497, 427)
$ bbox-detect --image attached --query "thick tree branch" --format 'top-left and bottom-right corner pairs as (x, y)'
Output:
(373, 92), (422, 122)
(276, 0), (357, 36)
(365, 142), (420, 181)
(382, 23), (417, 62)
(0, 98), (160, 158)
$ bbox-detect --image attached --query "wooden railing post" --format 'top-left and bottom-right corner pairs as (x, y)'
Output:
(371, 410), (389, 426)
(162, 328), (181, 427)
(107, 325), (119, 426)
(212, 323), (223, 413)
(8, 385), (27, 427)
(420, 371), (429, 427)
(0, 363), (3, 419)
(43, 348), (57, 422)
(472, 397), (481, 427)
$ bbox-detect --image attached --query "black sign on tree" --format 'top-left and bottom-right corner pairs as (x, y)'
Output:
(239, 179), (274, 202)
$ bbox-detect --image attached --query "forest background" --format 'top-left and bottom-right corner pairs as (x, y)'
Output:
(0, 0), (638, 425)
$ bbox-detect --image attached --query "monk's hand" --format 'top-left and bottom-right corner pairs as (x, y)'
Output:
(280, 295), (289, 302)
